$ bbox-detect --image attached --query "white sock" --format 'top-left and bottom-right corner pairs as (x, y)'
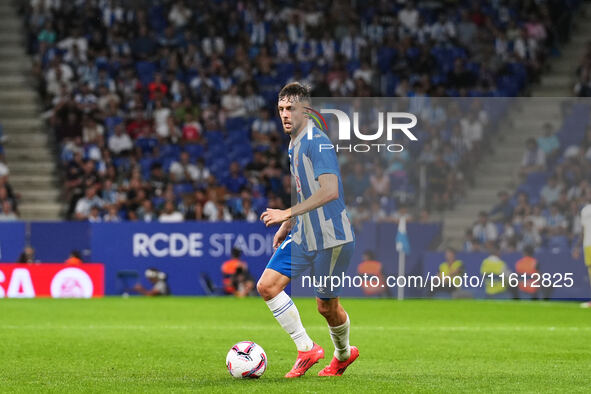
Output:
(329, 314), (351, 361)
(265, 291), (314, 352)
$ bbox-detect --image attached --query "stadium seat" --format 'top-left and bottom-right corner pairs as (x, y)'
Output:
(173, 183), (194, 196)
(184, 144), (204, 159)
(225, 117), (247, 132)
(136, 138), (159, 154)
(545, 236), (570, 253)
(136, 61), (156, 85)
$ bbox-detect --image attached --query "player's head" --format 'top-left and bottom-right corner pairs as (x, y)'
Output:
(277, 82), (311, 136)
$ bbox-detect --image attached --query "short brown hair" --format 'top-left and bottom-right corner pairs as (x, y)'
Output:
(278, 82), (310, 103)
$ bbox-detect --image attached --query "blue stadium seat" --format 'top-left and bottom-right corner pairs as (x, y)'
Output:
(547, 235), (569, 252)
(139, 157), (155, 178)
(184, 144), (204, 159)
(136, 138), (158, 154)
(173, 183), (194, 196)
(161, 157), (175, 172)
(159, 144), (181, 160)
(136, 61), (156, 85)
(225, 117), (247, 132)
(252, 197), (269, 214)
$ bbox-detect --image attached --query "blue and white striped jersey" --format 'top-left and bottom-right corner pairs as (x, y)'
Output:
(288, 126), (355, 251)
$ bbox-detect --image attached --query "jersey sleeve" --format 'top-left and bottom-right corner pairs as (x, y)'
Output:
(309, 133), (340, 180)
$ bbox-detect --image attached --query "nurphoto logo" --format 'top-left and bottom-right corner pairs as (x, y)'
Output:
(305, 107), (418, 153)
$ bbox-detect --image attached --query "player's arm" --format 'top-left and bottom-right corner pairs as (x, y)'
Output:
(261, 173), (339, 227)
(272, 218), (295, 249)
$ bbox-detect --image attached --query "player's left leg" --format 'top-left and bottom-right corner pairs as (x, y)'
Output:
(312, 241), (359, 376)
(316, 297), (359, 376)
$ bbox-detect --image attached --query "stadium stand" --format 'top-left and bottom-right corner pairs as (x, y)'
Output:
(18, 0), (581, 224)
(464, 101), (591, 254)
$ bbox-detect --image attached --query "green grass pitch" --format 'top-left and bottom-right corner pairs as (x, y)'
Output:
(0, 297), (590, 393)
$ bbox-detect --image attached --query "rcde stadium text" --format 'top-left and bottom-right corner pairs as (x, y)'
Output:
(132, 232), (274, 258)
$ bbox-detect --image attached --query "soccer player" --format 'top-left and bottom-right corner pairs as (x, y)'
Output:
(258, 82), (358, 377)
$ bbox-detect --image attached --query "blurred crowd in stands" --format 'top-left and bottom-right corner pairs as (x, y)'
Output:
(0, 123), (19, 221)
(19, 0), (579, 224)
(464, 102), (591, 254)
(574, 40), (591, 96)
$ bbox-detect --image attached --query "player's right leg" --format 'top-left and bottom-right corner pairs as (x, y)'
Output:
(257, 238), (324, 377)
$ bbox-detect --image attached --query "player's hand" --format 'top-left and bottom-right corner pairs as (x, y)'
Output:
(273, 227), (288, 250)
(260, 208), (290, 227)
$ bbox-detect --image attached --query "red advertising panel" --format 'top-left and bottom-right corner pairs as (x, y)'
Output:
(0, 264), (104, 298)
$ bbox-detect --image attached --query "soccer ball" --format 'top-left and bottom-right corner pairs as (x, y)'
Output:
(225, 341), (267, 379)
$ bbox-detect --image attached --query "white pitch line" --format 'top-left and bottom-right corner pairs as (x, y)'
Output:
(0, 325), (590, 332)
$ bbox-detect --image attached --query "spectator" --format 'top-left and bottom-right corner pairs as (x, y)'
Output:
(149, 163), (168, 196)
(499, 220), (517, 251)
(82, 115), (104, 145)
(0, 158), (9, 179)
(0, 201), (18, 221)
(159, 201), (184, 222)
(74, 186), (104, 220)
(519, 220), (542, 250)
(398, 2), (419, 33)
(540, 176), (563, 205)
(181, 112), (203, 142)
(221, 85), (246, 119)
(225, 162), (247, 194)
(251, 109), (278, 146)
(148, 73), (168, 101)
(169, 151), (199, 183)
(472, 211), (498, 244)
(153, 100), (173, 139)
(103, 205), (121, 222)
(519, 138), (546, 177)
(210, 200), (233, 222)
(194, 158), (211, 185)
(545, 203), (568, 236)
(369, 166), (390, 198)
(243, 84), (265, 116)
(537, 123), (560, 161)
(513, 192), (532, 224)
(490, 191), (514, 223)
(108, 124), (133, 156)
(88, 205), (103, 222)
(237, 197), (258, 222)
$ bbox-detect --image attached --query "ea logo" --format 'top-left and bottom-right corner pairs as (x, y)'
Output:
(50, 268), (94, 298)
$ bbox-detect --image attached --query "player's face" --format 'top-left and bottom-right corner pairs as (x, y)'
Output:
(278, 97), (307, 136)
